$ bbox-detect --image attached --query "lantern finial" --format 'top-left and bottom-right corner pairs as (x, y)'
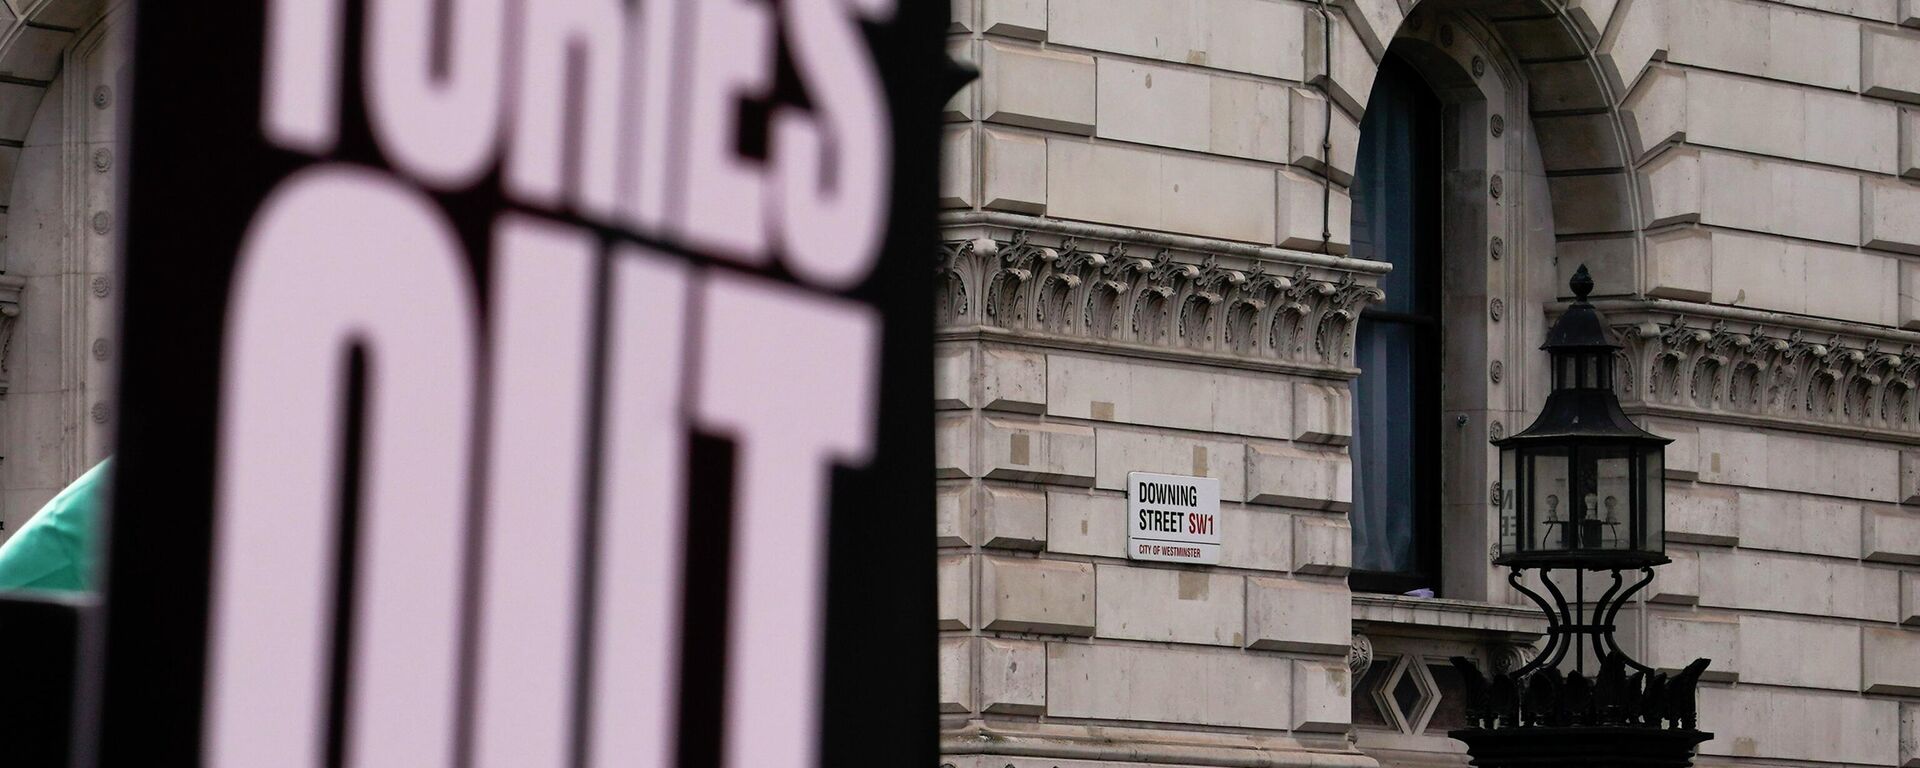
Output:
(1570, 264), (1593, 300)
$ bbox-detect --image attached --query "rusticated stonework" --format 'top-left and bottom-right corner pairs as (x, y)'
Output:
(937, 223), (1385, 376)
(1610, 305), (1920, 441)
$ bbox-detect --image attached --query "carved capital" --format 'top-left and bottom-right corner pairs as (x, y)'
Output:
(1349, 633), (1375, 679)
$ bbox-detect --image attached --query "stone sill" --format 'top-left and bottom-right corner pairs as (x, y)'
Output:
(942, 719), (1377, 768)
(1352, 594), (1548, 643)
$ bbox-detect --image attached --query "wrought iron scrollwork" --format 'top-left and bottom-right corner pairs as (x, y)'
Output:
(1507, 567), (1656, 678)
(1452, 567), (1710, 735)
(1450, 653), (1710, 731)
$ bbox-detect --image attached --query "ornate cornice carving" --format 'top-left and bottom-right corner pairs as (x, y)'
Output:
(1608, 307), (1920, 440)
(0, 275), (24, 396)
(938, 224), (1385, 376)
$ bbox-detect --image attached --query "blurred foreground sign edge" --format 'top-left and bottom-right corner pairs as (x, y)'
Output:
(94, 1), (940, 766)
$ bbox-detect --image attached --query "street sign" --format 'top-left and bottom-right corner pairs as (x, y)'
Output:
(1127, 472), (1223, 565)
(94, 2), (940, 766)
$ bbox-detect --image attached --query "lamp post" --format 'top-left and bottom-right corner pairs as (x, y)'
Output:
(1448, 265), (1712, 768)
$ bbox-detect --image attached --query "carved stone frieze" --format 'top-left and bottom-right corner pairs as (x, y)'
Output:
(938, 225), (1385, 374)
(1607, 305), (1920, 439)
(0, 275), (24, 396)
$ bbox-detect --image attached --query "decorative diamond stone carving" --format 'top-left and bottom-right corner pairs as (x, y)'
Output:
(1369, 654), (1441, 734)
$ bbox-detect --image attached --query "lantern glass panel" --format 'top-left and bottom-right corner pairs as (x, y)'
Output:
(1580, 446), (1634, 552)
(1584, 354), (1612, 389)
(1642, 449), (1665, 556)
(1526, 448), (1570, 551)
(1580, 355), (1598, 388)
(1499, 448), (1518, 557)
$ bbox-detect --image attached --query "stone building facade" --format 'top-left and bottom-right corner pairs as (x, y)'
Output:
(5, 0), (1920, 767)
(937, 1), (1920, 767)
(0, 0), (122, 534)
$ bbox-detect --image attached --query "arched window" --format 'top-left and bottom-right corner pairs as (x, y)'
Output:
(1350, 54), (1441, 595)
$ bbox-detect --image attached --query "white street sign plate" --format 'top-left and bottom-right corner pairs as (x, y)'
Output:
(1127, 472), (1222, 564)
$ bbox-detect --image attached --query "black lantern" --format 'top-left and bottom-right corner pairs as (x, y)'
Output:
(1493, 265), (1670, 570)
(1447, 265), (1710, 768)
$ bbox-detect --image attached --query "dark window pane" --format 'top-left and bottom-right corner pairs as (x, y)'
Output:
(1351, 56), (1439, 316)
(1350, 52), (1441, 592)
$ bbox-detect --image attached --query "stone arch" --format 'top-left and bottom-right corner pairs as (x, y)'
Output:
(0, 0), (119, 534)
(1326, 0), (1649, 299)
(1, 0), (109, 267)
(1338, 0), (1659, 602)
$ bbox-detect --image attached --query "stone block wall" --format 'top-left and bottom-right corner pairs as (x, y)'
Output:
(938, 0), (1531, 763)
(1617, 421), (1920, 767)
(945, 0), (1361, 253)
(936, 2), (1556, 759)
(0, 1), (120, 539)
(938, 0), (1920, 766)
(1604, 2), (1920, 760)
(1621, 0), (1920, 324)
(935, 337), (1367, 757)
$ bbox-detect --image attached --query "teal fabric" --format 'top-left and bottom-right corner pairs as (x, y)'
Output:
(0, 459), (109, 593)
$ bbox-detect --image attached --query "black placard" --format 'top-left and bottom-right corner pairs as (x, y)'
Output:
(95, 1), (937, 766)
(0, 594), (84, 765)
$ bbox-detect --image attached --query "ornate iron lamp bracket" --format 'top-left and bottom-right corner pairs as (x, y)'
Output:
(1507, 566), (1656, 679)
(1452, 266), (1712, 768)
